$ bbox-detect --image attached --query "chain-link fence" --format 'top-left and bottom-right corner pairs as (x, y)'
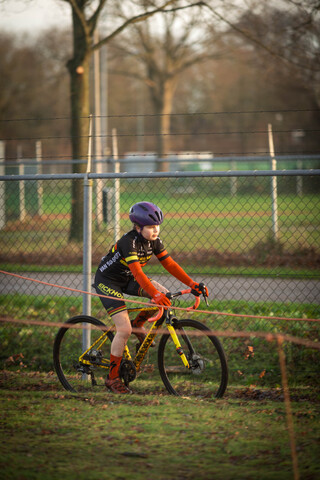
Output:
(0, 170), (319, 387)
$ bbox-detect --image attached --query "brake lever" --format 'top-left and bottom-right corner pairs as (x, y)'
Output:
(198, 282), (209, 306)
(203, 294), (209, 307)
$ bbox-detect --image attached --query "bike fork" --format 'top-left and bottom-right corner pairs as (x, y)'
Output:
(166, 324), (190, 369)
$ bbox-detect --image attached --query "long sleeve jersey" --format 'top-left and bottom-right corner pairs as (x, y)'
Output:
(97, 229), (194, 297)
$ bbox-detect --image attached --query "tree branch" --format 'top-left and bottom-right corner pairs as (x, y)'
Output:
(107, 68), (145, 82)
(201, 1), (320, 73)
(65, 0), (90, 38)
(88, 0), (108, 35)
(92, 1), (205, 50)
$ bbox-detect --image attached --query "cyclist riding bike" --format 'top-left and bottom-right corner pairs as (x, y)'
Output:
(94, 201), (208, 394)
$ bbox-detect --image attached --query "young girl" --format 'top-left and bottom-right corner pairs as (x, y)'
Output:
(94, 201), (208, 394)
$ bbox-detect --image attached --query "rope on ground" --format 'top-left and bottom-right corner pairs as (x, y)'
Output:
(1, 316), (320, 351)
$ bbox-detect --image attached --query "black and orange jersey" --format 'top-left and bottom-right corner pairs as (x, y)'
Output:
(97, 230), (170, 282)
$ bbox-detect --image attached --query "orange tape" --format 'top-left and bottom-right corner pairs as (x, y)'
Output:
(0, 270), (319, 323)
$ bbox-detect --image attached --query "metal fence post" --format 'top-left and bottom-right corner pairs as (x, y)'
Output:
(83, 174), (92, 319)
(93, 32), (104, 230)
(112, 128), (120, 243)
(83, 117), (93, 357)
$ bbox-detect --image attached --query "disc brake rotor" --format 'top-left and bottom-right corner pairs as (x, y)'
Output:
(189, 353), (205, 375)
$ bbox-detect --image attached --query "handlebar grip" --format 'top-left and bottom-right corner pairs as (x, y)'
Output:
(147, 307), (164, 323)
(147, 287), (204, 321)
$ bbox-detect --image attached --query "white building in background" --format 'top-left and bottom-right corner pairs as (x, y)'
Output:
(122, 151), (214, 173)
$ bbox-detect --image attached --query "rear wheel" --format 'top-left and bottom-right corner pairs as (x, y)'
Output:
(158, 319), (228, 398)
(53, 315), (113, 393)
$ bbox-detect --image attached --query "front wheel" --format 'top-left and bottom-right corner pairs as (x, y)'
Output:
(158, 319), (228, 398)
(53, 315), (113, 393)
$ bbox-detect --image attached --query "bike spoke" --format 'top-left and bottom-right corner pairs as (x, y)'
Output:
(53, 316), (111, 392)
(158, 320), (228, 398)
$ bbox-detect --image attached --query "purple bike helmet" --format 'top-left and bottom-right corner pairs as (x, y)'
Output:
(129, 202), (163, 226)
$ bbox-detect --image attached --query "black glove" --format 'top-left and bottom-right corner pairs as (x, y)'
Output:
(190, 282), (209, 298)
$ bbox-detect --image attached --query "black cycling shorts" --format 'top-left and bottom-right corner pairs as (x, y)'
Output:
(94, 271), (144, 317)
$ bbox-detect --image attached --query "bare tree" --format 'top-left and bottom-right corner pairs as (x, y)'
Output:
(57, 0), (205, 241)
(108, 4), (226, 170)
(0, 30), (70, 160)
(204, 0), (320, 104)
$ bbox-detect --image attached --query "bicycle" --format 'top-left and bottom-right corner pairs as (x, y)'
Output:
(53, 286), (228, 398)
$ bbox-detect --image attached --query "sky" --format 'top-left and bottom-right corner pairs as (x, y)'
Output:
(0, 0), (258, 36)
(0, 0), (71, 34)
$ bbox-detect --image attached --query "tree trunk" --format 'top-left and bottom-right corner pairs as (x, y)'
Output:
(68, 10), (91, 242)
(151, 78), (177, 172)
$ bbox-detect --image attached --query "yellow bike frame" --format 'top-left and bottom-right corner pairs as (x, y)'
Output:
(77, 310), (190, 373)
(79, 327), (112, 369)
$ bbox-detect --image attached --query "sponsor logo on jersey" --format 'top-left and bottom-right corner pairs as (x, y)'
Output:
(99, 251), (121, 272)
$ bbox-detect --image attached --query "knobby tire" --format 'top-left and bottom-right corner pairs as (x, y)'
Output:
(53, 315), (113, 393)
(157, 318), (228, 398)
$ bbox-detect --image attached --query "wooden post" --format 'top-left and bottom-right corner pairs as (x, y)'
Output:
(18, 146), (26, 222)
(36, 141), (43, 216)
(0, 141), (5, 229)
(268, 124), (279, 241)
(230, 160), (237, 196)
(296, 159), (303, 196)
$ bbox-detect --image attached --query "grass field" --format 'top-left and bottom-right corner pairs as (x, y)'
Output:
(1, 285), (319, 479)
(1, 294), (319, 387)
(1, 178), (319, 478)
(2, 182), (319, 267)
(1, 370), (319, 480)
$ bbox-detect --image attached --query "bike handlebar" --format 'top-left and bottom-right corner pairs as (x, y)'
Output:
(147, 288), (203, 323)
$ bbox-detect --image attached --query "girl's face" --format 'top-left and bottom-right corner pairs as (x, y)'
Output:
(139, 224), (160, 241)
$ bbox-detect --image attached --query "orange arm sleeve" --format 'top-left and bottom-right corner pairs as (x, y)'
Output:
(160, 256), (194, 287)
(128, 262), (159, 298)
